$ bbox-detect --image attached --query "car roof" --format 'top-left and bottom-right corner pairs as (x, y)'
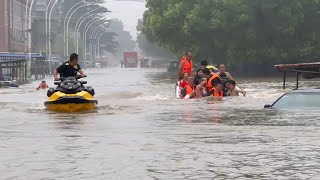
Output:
(288, 89), (320, 93)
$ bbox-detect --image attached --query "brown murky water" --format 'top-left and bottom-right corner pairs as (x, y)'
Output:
(1, 68), (320, 179)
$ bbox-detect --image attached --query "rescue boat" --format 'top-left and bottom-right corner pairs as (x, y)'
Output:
(45, 75), (98, 113)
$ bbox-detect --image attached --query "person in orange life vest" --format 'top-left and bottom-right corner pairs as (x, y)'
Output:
(181, 77), (195, 99)
(177, 52), (187, 80)
(180, 52), (188, 63)
(178, 52), (193, 78)
(201, 68), (221, 96)
(211, 80), (224, 97)
(36, 80), (48, 90)
(186, 77), (194, 94)
(179, 72), (190, 89)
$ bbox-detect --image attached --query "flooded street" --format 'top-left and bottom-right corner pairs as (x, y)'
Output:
(1, 67), (320, 179)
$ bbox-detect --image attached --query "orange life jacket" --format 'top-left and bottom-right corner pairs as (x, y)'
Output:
(183, 84), (194, 99)
(180, 56), (187, 63)
(211, 87), (223, 97)
(185, 84), (193, 95)
(206, 73), (221, 92)
(180, 59), (193, 75)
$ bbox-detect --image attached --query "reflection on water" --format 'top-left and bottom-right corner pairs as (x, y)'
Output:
(0, 68), (320, 179)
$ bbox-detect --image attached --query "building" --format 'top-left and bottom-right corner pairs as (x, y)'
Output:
(36, 0), (47, 14)
(32, 0), (63, 54)
(0, 0), (64, 55)
(0, 0), (28, 53)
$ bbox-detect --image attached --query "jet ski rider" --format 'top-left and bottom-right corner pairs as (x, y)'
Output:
(53, 53), (86, 80)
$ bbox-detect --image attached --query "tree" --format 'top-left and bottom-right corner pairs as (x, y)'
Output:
(137, 19), (174, 58)
(142, 0), (320, 73)
(107, 19), (136, 57)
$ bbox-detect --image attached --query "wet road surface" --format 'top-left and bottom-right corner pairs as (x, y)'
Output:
(1, 68), (320, 179)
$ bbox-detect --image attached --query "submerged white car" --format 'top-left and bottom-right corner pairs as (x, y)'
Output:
(265, 89), (320, 109)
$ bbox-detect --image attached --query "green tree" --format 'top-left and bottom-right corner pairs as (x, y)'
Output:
(142, 0), (320, 73)
(137, 19), (174, 58)
(108, 19), (136, 57)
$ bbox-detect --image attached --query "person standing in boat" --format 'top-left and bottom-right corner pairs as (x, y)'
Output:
(180, 52), (188, 63)
(53, 53), (86, 80)
(178, 52), (193, 79)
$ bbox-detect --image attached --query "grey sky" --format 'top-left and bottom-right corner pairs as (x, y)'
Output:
(103, 0), (146, 40)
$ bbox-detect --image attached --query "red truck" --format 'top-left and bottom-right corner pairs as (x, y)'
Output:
(123, 52), (138, 68)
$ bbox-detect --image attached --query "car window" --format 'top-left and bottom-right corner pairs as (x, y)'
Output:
(273, 92), (320, 108)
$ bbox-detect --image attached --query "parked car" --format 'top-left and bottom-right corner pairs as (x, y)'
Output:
(0, 75), (19, 88)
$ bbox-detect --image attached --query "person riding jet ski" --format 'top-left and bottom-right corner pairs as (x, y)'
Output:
(53, 53), (86, 80)
(45, 53), (97, 112)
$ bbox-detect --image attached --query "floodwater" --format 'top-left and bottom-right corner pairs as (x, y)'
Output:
(1, 67), (320, 179)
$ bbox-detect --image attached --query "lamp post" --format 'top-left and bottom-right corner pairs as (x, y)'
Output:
(89, 24), (109, 65)
(45, 0), (55, 56)
(63, 0), (85, 57)
(96, 29), (108, 57)
(66, 3), (90, 56)
(26, 0), (35, 78)
(94, 26), (109, 61)
(73, 6), (102, 53)
(82, 18), (107, 65)
(89, 25), (104, 65)
(48, 0), (60, 74)
(75, 14), (96, 54)
(24, 0), (30, 55)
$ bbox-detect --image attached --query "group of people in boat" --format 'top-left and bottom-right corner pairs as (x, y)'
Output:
(178, 52), (246, 99)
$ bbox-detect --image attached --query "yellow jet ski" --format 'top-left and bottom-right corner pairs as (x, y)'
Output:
(45, 75), (98, 113)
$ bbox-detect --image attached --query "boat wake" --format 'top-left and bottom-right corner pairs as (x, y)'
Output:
(131, 94), (171, 101)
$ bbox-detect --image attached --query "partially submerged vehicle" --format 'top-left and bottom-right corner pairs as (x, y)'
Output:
(265, 62), (320, 109)
(0, 75), (19, 88)
(168, 61), (179, 72)
(45, 75), (98, 113)
(264, 89), (320, 109)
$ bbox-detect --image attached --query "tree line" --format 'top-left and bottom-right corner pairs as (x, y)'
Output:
(141, 0), (320, 73)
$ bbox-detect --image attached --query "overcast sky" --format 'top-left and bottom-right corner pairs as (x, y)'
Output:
(103, 0), (146, 40)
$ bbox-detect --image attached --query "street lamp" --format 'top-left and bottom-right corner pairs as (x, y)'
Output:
(83, 19), (109, 65)
(92, 26), (109, 62)
(82, 18), (108, 64)
(24, 0), (36, 78)
(97, 30), (107, 58)
(73, 6), (102, 53)
(48, 0), (61, 74)
(24, 0), (30, 54)
(45, 0), (55, 56)
(89, 25), (106, 64)
(66, 3), (91, 56)
(90, 23), (109, 51)
(63, 0), (85, 57)
(75, 14), (97, 54)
